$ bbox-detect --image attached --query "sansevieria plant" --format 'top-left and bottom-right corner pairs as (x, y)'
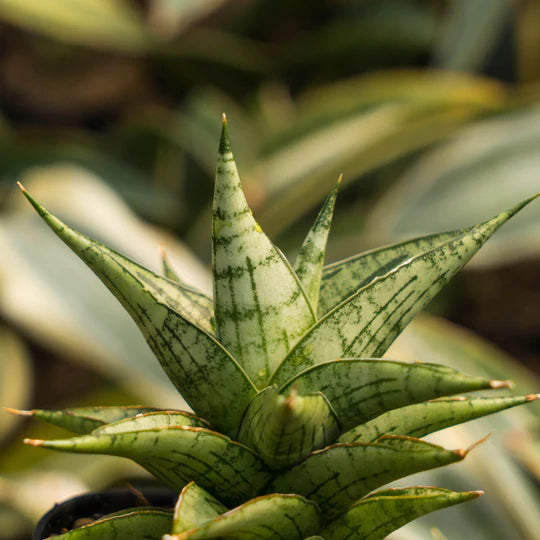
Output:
(12, 116), (539, 539)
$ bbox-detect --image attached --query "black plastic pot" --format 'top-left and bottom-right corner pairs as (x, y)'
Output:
(33, 486), (177, 539)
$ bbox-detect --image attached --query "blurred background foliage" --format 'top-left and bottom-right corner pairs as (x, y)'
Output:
(0, 1), (539, 539)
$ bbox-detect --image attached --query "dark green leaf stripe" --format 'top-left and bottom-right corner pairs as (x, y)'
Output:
(172, 481), (227, 534)
(293, 177), (340, 313)
(26, 426), (271, 506)
(272, 195), (538, 385)
(339, 394), (538, 443)
(212, 119), (316, 387)
(320, 487), (481, 540)
(279, 359), (495, 431)
(20, 187), (256, 434)
(267, 437), (463, 518)
(238, 387), (340, 469)
(9, 406), (164, 434)
(164, 494), (320, 540)
(319, 230), (466, 316)
(46, 508), (172, 539)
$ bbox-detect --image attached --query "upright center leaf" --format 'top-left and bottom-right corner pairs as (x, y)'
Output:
(212, 116), (316, 387)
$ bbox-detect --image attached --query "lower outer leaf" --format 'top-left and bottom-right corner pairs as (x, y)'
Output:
(320, 487), (482, 540)
(164, 494), (321, 540)
(266, 437), (463, 519)
(26, 427), (271, 507)
(45, 509), (172, 539)
(338, 395), (538, 443)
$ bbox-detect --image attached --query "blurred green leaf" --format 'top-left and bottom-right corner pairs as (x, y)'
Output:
(0, 0), (151, 52)
(364, 106), (540, 268)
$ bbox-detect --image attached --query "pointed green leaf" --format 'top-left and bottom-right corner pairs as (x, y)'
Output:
(172, 482), (228, 534)
(20, 186), (256, 434)
(212, 118), (316, 387)
(161, 247), (183, 283)
(92, 411), (210, 435)
(26, 426), (271, 507)
(7, 406), (165, 434)
(164, 494), (320, 540)
(293, 177), (340, 313)
(319, 229), (467, 316)
(267, 437), (464, 519)
(320, 487), (482, 540)
(339, 394), (538, 443)
(272, 195), (538, 385)
(278, 359), (497, 431)
(237, 387), (340, 469)
(45, 508), (172, 539)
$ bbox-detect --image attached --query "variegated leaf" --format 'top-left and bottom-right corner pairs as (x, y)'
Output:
(319, 229), (468, 316)
(161, 247), (183, 283)
(237, 386), (340, 469)
(25, 425), (271, 506)
(293, 177), (340, 313)
(164, 493), (320, 540)
(339, 394), (539, 443)
(212, 117), (316, 387)
(5, 406), (165, 434)
(267, 436), (464, 519)
(272, 195), (538, 385)
(45, 508), (172, 539)
(320, 487), (482, 540)
(172, 481), (227, 534)
(20, 186), (256, 434)
(278, 358), (499, 431)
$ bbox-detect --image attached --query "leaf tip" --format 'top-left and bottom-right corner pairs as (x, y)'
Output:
(526, 393), (540, 402)
(16, 181), (26, 193)
(490, 379), (513, 389)
(457, 433), (491, 458)
(471, 490), (484, 498)
(219, 113), (231, 155)
(24, 438), (44, 447)
(3, 407), (32, 416)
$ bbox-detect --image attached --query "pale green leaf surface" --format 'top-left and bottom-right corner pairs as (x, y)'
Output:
(92, 411), (209, 435)
(320, 487), (481, 540)
(172, 481), (227, 534)
(267, 437), (463, 518)
(9, 406), (165, 435)
(279, 359), (494, 431)
(46, 508), (172, 539)
(272, 196), (537, 385)
(237, 387), (340, 469)
(293, 177), (340, 312)
(212, 119), (315, 387)
(20, 187), (255, 434)
(319, 229), (467, 316)
(339, 395), (538, 443)
(27, 427), (271, 506)
(161, 247), (183, 282)
(164, 494), (320, 540)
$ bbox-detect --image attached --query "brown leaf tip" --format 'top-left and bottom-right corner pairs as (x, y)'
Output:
(24, 438), (44, 446)
(526, 393), (540, 401)
(3, 407), (32, 416)
(222, 112), (227, 124)
(16, 181), (26, 192)
(490, 379), (513, 389)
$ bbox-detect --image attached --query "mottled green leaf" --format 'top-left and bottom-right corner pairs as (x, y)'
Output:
(26, 426), (271, 507)
(237, 387), (340, 469)
(278, 359), (497, 431)
(268, 436), (464, 519)
(319, 229), (466, 316)
(339, 394), (538, 443)
(320, 487), (482, 540)
(272, 196), (537, 385)
(20, 186), (255, 434)
(161, 247), (183, 283)
(46, 508), (172, 539)
(294, 177), (340, 313)
(212, 118), (316, 387)
(172, 481), (227, 534)
(164, 494), (320, 539)
(6, 406), (165, 434)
